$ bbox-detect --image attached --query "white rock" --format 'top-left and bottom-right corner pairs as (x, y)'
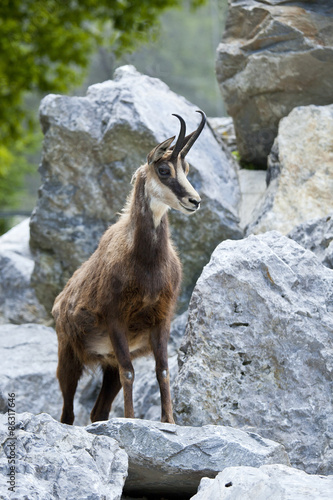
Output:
(192, 464), (333, 500)
(0, 412), (128, 500)
(87, 417), (289, 498)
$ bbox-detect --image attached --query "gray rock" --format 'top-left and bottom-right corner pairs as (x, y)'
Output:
(87, 417), (289, 498)
(288, 214), (333, 269)
(110, 311), (188, 421)
(192, 464), (333, 500)
(216, 1), (333, 165)
(238, 169), (266, 229)
(0, 412), (128, 500)
(0, 219), (48, 324)
(246, 105), (333, 235)
(173, 231), (333, 475)
(30, 65), (242, 313)
(0, 323), (99, 426)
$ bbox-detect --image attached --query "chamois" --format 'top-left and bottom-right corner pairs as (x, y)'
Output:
(52, 110), (206, 425)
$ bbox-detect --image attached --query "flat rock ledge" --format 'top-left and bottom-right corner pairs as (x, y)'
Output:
(193, 464), (333, 500)
(87, 417), (289, 498)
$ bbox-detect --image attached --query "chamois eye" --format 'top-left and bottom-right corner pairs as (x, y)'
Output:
(158, 165), (171, 178)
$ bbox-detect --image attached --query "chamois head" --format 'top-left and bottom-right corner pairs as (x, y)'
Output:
(145, 111), (206, 216)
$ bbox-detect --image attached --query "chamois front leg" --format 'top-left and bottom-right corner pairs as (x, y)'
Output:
(150, 321), (175, 424)
(109, 321), (135, 418)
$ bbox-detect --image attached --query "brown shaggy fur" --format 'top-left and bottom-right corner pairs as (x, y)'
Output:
(53, 115), (204, 425)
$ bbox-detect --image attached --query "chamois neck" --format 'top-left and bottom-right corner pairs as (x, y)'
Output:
(129, 167), (169, 229)
(127, 168), (170, 263)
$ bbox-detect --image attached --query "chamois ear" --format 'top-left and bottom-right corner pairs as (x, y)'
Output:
(147, 136), (175, 165)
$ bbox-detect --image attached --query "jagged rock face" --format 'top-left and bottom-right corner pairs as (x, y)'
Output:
(288, 214), (333, 269)
(0, 220), (48, 324)
(173, 231), (333, 475)
(30, 65), (242, 313)
(246, 105), (333, 235)
(193, 464), (333, 500)
(87, 417), (289, 498)
(0, 412), (128, 500)
(216, 1), (333, 166)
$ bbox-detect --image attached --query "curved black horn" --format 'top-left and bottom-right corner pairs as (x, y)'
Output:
(170, 114), (186, 160)
(180, 110), (206, 158)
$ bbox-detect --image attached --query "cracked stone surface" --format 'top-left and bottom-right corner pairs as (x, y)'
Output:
(87, 417), (289, 498)
(173, 231), (333, 475)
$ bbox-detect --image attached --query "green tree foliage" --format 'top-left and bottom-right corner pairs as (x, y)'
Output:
(0, 0), (205, 210)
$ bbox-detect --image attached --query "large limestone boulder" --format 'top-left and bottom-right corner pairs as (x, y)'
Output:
(173, 231), (333, 475)
(0, 219), (48, 324)
(30, 65), (242, 313)
(192, 464), (333, 500)
(87, 417), (289, 498)
(0, 412), (128, 500)
(247, 105), (333, 234)
(216, 1), (333, 165)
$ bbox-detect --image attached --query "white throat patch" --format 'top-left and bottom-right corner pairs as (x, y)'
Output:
(150, 196), (169, 228)
(145, 178), (170, 228)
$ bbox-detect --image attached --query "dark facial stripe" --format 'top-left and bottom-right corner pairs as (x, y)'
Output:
(154, 158), (190, 199)
(160, 176), (188, 199)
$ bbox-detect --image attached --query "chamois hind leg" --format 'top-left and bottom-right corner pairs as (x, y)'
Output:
(57, 341), (83, 425)
(90, 364), (121, 423)
(150, 321), (175, 424)
(108, 321), (135, 418)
